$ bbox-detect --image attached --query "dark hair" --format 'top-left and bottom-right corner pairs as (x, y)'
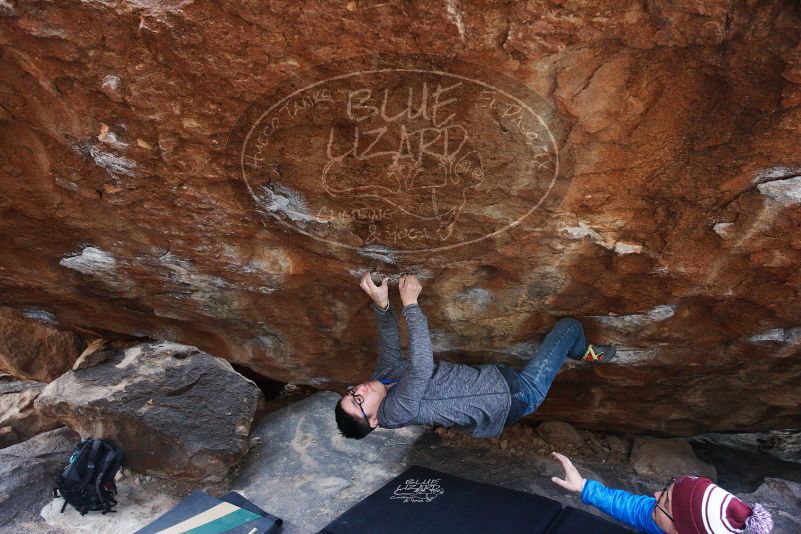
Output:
(335, 397), (374, 439)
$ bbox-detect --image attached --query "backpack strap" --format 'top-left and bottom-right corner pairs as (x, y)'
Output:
(61, 439), (91, 486)
(74, 440), (102, 490)
(94, 447), (119, 504)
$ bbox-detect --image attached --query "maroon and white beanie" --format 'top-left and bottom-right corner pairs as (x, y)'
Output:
(672, 476), (773, 534)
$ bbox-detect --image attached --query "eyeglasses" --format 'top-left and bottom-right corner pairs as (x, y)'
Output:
(346, 385), (371, 427)
(656, 477), (677, 522)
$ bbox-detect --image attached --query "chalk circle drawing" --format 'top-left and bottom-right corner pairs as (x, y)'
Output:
(391, 478), (445, 503)
(228, 54), (565, 255)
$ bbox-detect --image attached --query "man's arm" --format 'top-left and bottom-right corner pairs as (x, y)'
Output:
(369, 301), (406, 381)
(359, 272), (405, 379)
(379, 302), (434, 425)
(581, 480), (663, 534)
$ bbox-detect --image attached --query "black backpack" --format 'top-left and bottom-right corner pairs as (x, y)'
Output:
(53, 438), (123, 515)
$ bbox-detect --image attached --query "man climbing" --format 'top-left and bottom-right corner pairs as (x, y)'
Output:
(334, 272), (616, 439)
(550, 452), (774, 534)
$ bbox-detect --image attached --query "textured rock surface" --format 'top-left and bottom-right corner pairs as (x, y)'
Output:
(629, 437), (717, 482)
(0, 376), (61, 447)
(691, 430), (801, 464)
(35, 341), (265, 482)
(1, 1), (800, 435)
(0, 307), (84, 382)
(0, 427), (79, 528)
(536, 420), (586, 451)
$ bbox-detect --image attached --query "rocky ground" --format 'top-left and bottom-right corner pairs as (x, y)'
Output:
(3, 391), (800, 534)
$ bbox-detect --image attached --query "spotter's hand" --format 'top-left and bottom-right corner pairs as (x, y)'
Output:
(360, 272), (389, 310)
(550, 452), (586, 493)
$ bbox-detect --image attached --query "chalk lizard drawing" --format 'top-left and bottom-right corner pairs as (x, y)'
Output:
(391, 478), (445, 503)
(322, 122), (483, 240)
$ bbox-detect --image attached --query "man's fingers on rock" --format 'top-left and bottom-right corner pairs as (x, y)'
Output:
(551, 477), (569, 490)
(365, 274), (379, 290)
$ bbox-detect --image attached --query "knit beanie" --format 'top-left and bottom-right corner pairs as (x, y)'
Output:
(671, 476), (773, 534)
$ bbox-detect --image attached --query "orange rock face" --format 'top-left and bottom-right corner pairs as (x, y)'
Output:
(0, 307), (83, 381)
(1, 1), (799, 435)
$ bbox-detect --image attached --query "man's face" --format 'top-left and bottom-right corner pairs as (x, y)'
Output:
(653, 483), (678, 534)
(340, 380), (386, 428)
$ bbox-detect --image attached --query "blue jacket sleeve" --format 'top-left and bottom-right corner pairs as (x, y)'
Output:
(581, 480), (665, 534)
(377, 303), (435, 427)
(369, 302), (407, 381)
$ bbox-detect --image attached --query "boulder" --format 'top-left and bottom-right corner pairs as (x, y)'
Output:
(0, 427), (80, 526)
(71, 338), (111, 370)
(36, 341), (265, 482)
(1, 0), (801, 436)
(605, 435), (632, 457)
(0, 307), (84, 382)
(629, 437), (717, 482)
(536, 421), (586, 450)
(0, 376), (62, 447)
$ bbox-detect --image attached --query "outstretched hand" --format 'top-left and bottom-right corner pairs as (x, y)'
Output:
(550, 452), (586, 493)
(360, 272), (389, 310)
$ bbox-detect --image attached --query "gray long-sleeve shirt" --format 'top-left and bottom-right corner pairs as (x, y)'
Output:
(370, 301), (512, 438)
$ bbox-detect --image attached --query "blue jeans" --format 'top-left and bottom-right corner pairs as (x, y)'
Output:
(514, 318), (587, 417)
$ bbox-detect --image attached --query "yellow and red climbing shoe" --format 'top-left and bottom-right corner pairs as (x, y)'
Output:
(580, 344), (616, 363)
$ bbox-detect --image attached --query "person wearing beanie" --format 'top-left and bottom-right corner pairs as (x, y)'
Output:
(550, 452), (774, 534)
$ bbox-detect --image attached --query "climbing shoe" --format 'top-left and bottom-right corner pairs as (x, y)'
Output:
(578, 344), (616, 362)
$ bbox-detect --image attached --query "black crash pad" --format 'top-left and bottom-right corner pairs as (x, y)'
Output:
(545, 505), (633, 533)
(320, 465), (563, 534)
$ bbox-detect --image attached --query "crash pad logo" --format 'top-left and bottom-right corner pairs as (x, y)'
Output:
(391, 478), (445, 503)
(229, 54), (564, 255)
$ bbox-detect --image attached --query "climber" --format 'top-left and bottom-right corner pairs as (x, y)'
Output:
(334, 272), (617, 440)
(549, 452), (774, 534)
